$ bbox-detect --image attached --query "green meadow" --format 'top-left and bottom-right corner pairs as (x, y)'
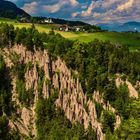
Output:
(71, 32), (140, 49)
(0, 18), (140, 50)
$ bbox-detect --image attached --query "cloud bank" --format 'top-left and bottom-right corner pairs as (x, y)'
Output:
(9, 0), (140, 24)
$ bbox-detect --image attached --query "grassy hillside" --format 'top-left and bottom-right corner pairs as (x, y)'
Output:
(0, 18), (80, 38)
(0, 18), (140, 50)
(71, 32), (140, 50)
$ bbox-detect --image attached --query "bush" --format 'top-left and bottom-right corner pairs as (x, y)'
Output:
(102, 110), (115, 133)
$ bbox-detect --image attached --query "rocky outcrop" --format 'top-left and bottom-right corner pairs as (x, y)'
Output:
(93, 91), (121, 130)
(1, 45), (51, 137)
(1, 45), (106, 140)
(3, 45), (139, 140)
(51, 57), (106, 139)
(116, 75), (139, 99)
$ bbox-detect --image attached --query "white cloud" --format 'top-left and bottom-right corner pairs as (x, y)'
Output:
(23, 2), (38, 14)
(69, 0), (78, 6)
(43, 1), (66, 13)
(81, 1), (95, 17)
(117, 0), (134, 12)
(81, 0), (103, 17)
(13, 0), (140, 23)
(78, 0), (140, 23)
(93, 12), (101, 18)
(72, 12), (79, 17)
(43, 0), (79, 13)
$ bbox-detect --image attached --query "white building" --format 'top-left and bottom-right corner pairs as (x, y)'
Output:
(44, 18), (53, 24)
(76, 27), (80, 32)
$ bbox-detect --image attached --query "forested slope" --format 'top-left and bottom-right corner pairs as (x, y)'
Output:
(0, 23), (140, 140)
(0, 0), (30, 19)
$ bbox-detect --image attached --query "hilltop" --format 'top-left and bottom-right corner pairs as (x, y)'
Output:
(0, 0), (30, 19)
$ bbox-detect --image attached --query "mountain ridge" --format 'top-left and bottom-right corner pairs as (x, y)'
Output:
(98, 21), (140, 32)
(0, 0), (30, 19)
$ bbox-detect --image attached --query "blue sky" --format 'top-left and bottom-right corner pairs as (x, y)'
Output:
(8, 0), (140, 24)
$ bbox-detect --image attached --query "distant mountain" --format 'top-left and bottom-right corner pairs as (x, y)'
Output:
(97, 23), (121, 31)
(116, 21), (140, 32)
(98, 21), (140, 32)
(0, 0), (30, 19)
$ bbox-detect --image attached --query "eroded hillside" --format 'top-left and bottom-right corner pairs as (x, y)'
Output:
(0, 44), (139, 140)
(0, 24), (140, 140)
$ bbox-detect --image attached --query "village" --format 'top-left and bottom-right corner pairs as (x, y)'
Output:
(18, 17), (102, 33)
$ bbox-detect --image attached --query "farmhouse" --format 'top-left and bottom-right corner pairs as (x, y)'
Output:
(74, 26), (85, 32)
(59, 25), (70, 32)
(44, 18), (53, 24)
(75, 26), (81, 32)
(19, 17), (30, 23)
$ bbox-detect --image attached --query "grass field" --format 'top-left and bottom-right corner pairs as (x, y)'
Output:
(0, 19), (79, 38)
(0, 18), (140, 50)
(71, 32), (140, 48)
